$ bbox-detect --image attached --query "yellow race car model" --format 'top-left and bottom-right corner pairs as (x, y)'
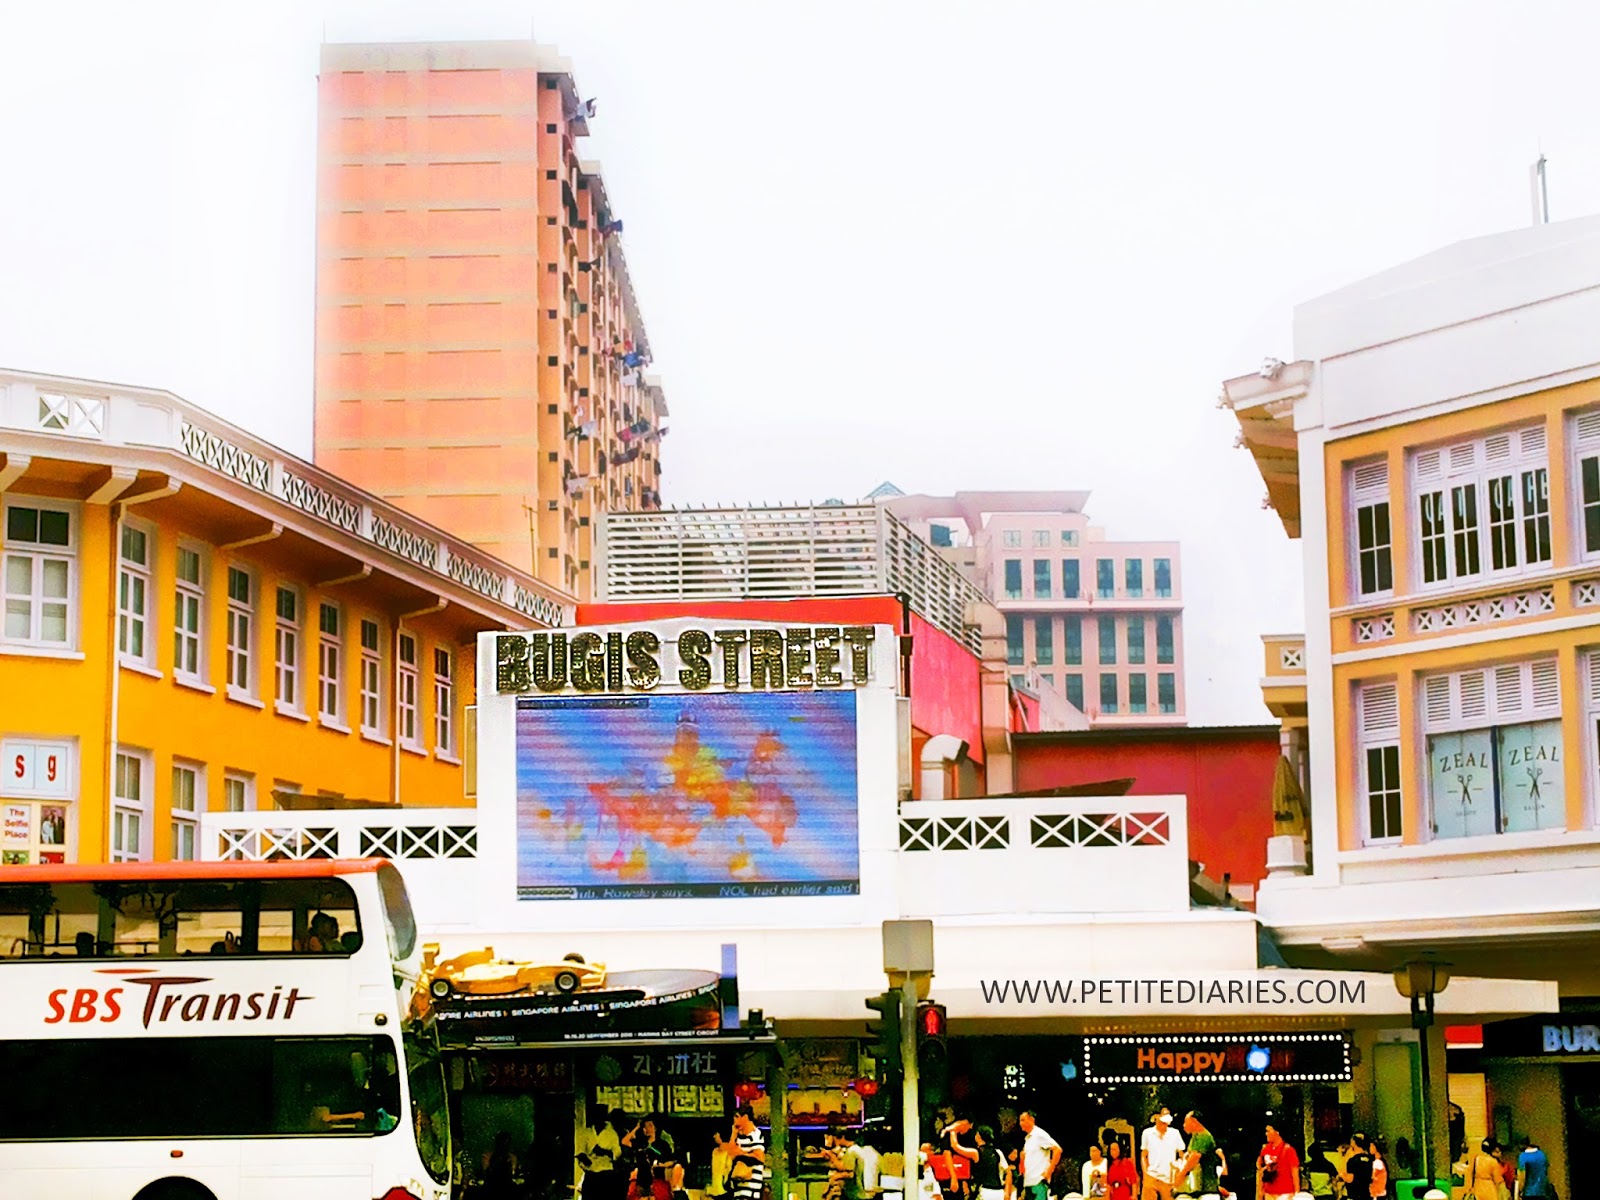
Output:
(424, 947), (606, 1000)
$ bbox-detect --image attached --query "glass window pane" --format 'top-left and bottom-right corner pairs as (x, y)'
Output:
(1154, 558), (1172, 596)
(38, 510), (70, 546)
(41, 603), (68, 644)
(6, 507), (38, 543)
(1003, 560), (1022, 599)
(1065, 674), (1084, 710)
(5, 600), (30, 639)
(1097, 615), (1117, 664)
(4, 554), (31, 593)
(1032, 560), (1051, 599)
(1127, 618), (1145, 664)
(1099, 673), (1118, 714)
(1034, 617), (1053, 664)
(42, 559), (69, 599)
(0, 1036), (398, 1138)
(1005, 615), (1023, 666)
(1062, 560), (1080, 598)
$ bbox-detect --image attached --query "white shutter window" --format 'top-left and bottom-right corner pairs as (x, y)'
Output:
(1448, 443), (1477, 473)
(1352, 459), (1389, 500)
(1587, 651), (1600, 706)
(1483, 433), (1512, 464)
(1575, 409), (1600, 449)
(1493, 664), (1525, 717)
(1414, 449), (1443, 481)
(1422, 659), (1558, 730)
(1520, 425), (1547, 457)
(1360, 681), (1400, 736)
(1423, 676), (1453, 727)
(1531, 659), (1560, 712)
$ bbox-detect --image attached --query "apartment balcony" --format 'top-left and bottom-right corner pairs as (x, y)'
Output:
(1260, 633), (1307, 722)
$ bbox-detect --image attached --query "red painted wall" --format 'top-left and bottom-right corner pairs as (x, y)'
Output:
(1012, 728), (1281, 888)
(905, 612), (982, 763)
(575, 596), (985, 768)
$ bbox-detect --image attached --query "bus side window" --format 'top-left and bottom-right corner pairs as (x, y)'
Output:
(257, 907), (297, 954)
(0, 913), (31, 958)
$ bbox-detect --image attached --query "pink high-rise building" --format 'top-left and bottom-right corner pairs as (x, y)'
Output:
(882, 490), (1186, 726)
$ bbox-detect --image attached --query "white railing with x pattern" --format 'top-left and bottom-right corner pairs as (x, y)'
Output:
(895, 796), (1188, 915)
(202, 795), (1188, 927)
(199, 808), (481, 926)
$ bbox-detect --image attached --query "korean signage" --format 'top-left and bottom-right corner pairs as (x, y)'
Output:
(1082, 1033), (1352, 1083)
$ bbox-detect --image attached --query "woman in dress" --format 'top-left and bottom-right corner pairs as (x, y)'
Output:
(1469, 1139), (1502, 1200)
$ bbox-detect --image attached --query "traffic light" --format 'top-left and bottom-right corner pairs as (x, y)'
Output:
(865, 991), (902, 1074)
(916, 1001), (949, 1104)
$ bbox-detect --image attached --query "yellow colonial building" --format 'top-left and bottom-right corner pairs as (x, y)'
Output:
(0, 367), (570, 865)
(1225, 215), (1600, 1196)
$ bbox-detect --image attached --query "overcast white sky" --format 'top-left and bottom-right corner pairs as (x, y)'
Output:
(3, 1), (1599, 724)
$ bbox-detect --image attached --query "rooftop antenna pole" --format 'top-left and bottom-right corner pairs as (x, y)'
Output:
(1530, 153), (1550, 225)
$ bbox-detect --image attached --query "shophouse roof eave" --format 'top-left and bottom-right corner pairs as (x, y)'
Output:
(0, 365), (575, 629)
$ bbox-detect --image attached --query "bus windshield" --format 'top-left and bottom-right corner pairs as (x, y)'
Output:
(0, 1035), (401, 1139)
(0, 878), (362, 959)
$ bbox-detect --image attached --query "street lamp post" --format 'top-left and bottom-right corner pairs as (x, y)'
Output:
(1393, 960), (1452, 1191)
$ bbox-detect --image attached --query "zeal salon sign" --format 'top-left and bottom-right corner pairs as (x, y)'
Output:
(28, 966), (321, 1032)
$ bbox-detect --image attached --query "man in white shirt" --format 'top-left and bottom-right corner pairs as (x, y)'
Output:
(577, 1107), (623, 1200)
(1018, 1111), (1062, 1200)
(1138, 1107), (1186, 1200)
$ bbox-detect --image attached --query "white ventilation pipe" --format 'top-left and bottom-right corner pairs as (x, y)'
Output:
(919, 734), (969, 801)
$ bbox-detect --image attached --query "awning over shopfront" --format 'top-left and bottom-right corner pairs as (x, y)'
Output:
(765, 971), (1557, 1033)
(434, 921), (1557, 1036)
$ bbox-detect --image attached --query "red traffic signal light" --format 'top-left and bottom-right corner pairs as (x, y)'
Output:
(918, 1001), (947, 1041)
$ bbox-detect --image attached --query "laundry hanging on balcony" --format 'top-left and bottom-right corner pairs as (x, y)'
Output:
(565, 474), (592, 497)
(567, 97), (597, 122)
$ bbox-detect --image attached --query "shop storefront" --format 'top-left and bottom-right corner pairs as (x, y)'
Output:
(1446, 1007), (1600, 1200)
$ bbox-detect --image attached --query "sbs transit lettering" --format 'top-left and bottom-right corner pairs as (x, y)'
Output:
(44, 970), (313, 1029)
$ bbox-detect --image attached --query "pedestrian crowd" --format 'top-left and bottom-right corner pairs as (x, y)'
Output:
(472, 1101), (1558, 1200)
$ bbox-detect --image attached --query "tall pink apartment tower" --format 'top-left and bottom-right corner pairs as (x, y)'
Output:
(313, 41), (666, 600)
(883, 490), (1186, 726)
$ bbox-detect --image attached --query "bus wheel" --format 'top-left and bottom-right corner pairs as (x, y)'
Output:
(134, 1179), (216, 1200)
(554, 969), (581, 993)
(430, 977), (454, 1000)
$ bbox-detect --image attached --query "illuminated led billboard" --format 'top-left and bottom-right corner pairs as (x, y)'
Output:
(514, 691), (860, 901)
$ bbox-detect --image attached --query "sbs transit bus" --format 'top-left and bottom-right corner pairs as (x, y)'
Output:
(0, 859), (451, 1200)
